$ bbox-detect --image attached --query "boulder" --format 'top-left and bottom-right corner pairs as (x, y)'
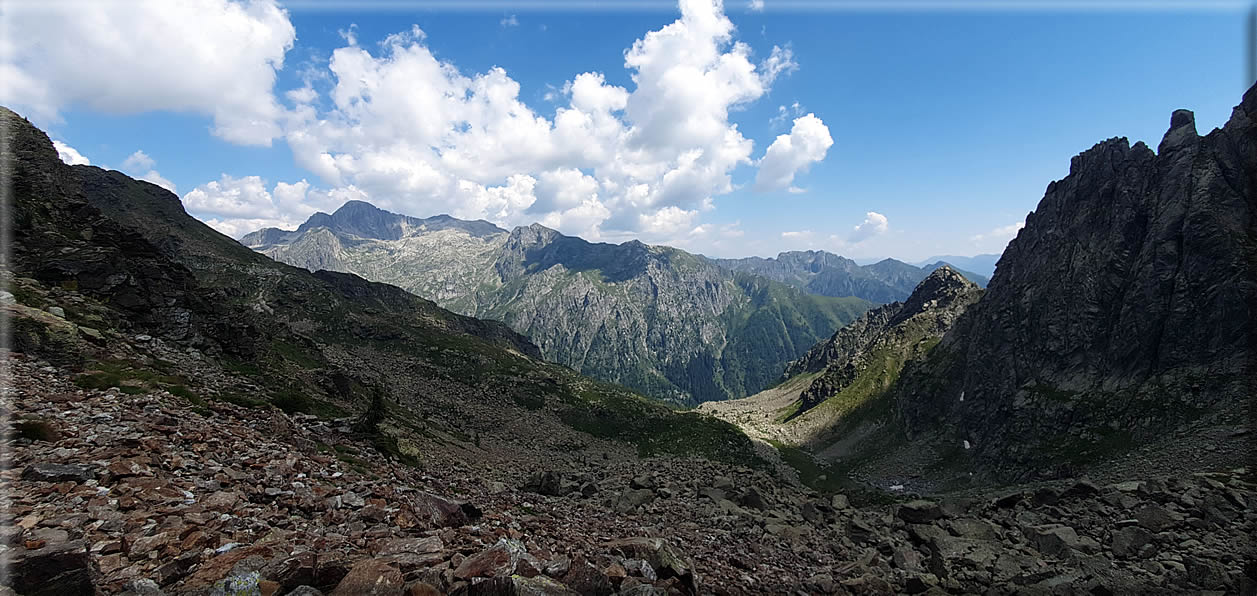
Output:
(897, 500), (943, 524)
(613, 489), (656, 514)
(411, 491), (478, 528)
(1024, 525), (1093, 558)
(523, 471), (565, 496)
(603, 538), (698, 594)
(1111, 526), (1154, 559)
(21, 463), (95, 483)
(454, 539), (538, 580)
(5, 539), (97, 596)
(738, 486), (767, 510)
(329, 559), (404, 596)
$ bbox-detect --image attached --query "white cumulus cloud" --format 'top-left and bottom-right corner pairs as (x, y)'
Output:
(53, 140), (90, 166)
(120, 150), (177, 194)
(264, 0), (801, 245)
(754, 113), (833, 192)
(970, 221), (1025, 243)
(1, 0), (296, 146)
(849, 211), (889, 244)
(181, 174), (365, 238)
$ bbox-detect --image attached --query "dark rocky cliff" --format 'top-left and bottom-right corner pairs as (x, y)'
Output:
(893, 85), (1257, 482)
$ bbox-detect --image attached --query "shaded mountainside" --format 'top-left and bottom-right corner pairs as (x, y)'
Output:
(245, 204), (872, 405)
(2, 105), (760, 467)
(699, 267), (981, 460)
(711, 250), (988, 303)
(882, 88), (1257, 485)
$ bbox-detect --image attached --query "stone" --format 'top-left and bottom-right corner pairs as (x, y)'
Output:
(21, 463), (95, 483)
(1025, 525), (1088, 558)
(523, 470), (565, 496)
(543, 556), (571, 578)
(340, 491), (366, 508)
(738, 486), (768, 510)
(1111, 526), (1154, 559)
(613, 489), (656, 514)
(5, 539), (96, 596)
(284, 587), (324, 596)
(406, 582), (442, 596)
(897, 500), (943, 524)
(454, 538), (535, 580)
(830, 494), (851, 510)
(411, 491), (478, 528)
(1134, 504), (1180, 532)
(378, 536), (445, 571)
(630, 475), (655, 490)
(120, 578), (166, 596)
(560, 558), (614, 596)
(603, 538), (698, 595)
(329, 559), (404, 596)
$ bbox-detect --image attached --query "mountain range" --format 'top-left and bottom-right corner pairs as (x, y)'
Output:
(241, 203), (994, 404)
(243, 204), (874, 405)
(710, 250), (988, 303)
(913, 254), (1001, 278)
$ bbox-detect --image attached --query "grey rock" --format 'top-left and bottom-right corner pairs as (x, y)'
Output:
(1112, 526), (1154, 559)
(21, 463), (96, 483)
(898, 500), (944, 524)
(613, 489), (656, 514)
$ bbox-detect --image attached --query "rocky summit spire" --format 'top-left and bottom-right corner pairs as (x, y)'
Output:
(1158, 108), (1199, 153)
(894, 265), (979, 323)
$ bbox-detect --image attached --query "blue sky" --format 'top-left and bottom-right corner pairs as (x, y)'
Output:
(6, 0), (1251, 261)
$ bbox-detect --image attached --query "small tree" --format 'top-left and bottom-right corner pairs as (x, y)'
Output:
(352, 386), (387, 435)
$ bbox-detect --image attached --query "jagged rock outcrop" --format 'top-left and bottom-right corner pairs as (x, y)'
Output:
(891, 84), (1257, 483)
(699, 267), (981, 448)
(711, 250), (989, 303)
(244, 203), (872, 405)
(790, 267), (982, 416)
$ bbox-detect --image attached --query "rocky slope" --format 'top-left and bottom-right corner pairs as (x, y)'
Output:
(710, 251), (988, 304)
(6, 353), (1255, 595)
(698, 268), (981, 453)
(244, 203), (871, 405)
(859, 86), (1257, 489)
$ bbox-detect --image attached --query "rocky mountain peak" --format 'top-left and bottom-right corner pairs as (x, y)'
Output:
(892, 82), (1257, 484)
(1158, 108), (1199, 153)
(897, 265), (977, 317)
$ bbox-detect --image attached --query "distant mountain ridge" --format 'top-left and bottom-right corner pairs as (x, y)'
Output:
(710, 250), (988, 303)
(244, 203), (872, 404)
(913, 253), (1001, 279)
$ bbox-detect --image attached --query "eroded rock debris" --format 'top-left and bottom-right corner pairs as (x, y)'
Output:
(4, 355), (1254, 595)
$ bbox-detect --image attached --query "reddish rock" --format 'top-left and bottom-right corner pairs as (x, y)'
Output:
(329, 559), (404, 596)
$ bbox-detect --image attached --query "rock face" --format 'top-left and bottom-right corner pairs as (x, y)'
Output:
(892, 85), (1257, 482)
(244, 202), (871, 405)
(712, 250), (989, 303)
